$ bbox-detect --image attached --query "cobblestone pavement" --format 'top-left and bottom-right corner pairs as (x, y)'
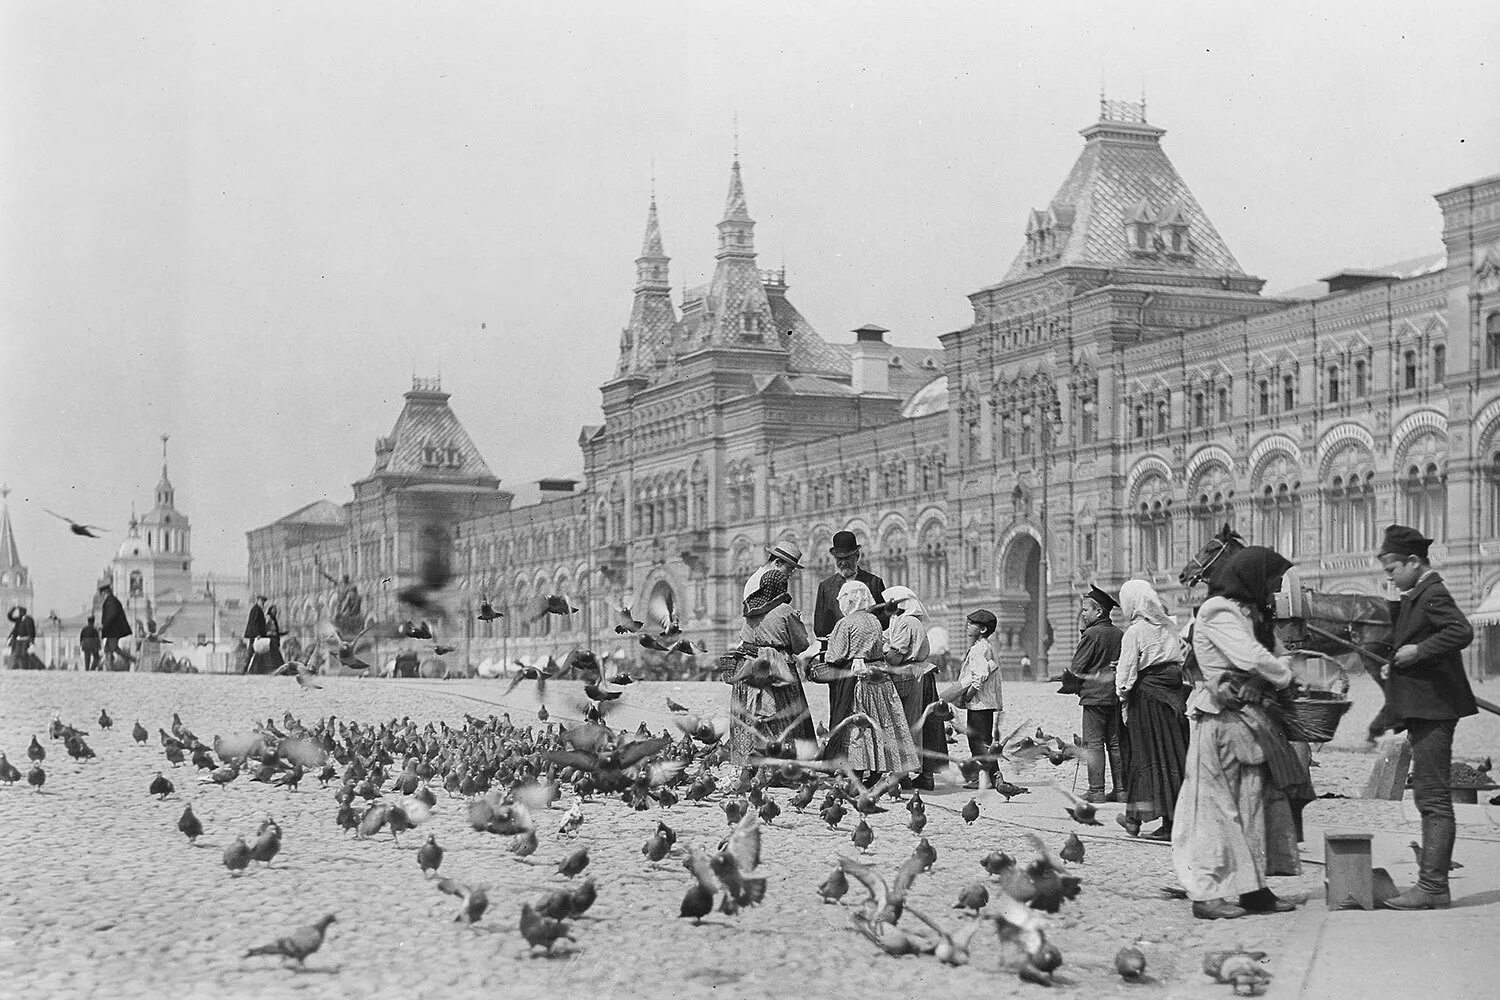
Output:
(2, 670), (1495, 1000)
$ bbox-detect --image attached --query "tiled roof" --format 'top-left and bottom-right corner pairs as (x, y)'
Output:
(369, 386), (496, 481)
(1271, 252), (1447, 300)
(1000, 119), (1244, 283)
(768, 293), (848, 377)
(277, 500), (348, 527)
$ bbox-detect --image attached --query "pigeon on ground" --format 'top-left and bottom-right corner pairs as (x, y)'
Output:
(436, 878), (490, 924)
(244, 914), (336, 967)
(556, 846), (590, 878)
(178, 804), (203, 844)
(519, 902), (575, 954)
(149, 771), (174, 799)
(27, 764), (45, 792)
(417, 834), (444, 877)
(223, 836), (252, 875)
(0, 754), (21, 785)
(1115, 946), (1147, 981)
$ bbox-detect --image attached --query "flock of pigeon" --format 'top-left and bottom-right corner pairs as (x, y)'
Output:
(3, 685), (1288, 996)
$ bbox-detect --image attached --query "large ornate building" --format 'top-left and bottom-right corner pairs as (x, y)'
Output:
(249, 101), (1500, 678)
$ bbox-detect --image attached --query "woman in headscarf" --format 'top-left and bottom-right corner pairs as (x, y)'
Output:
(727, 568), (817, 767)
(883, 586), (946, 791)
(825, 581), (920, 784)
(1114, 579), (1190, 840)
(1172, 546), (1310, 920)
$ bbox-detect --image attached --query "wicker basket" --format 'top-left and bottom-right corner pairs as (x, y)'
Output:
(1286, 692), (1353, 743)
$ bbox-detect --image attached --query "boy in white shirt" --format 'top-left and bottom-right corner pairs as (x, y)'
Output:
(959, 609), (1003, 789)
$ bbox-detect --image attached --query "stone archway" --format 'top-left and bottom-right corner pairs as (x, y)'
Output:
(998, 532), (1043, 669)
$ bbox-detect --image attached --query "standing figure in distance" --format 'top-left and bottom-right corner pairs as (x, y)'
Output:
(243, 594), (269, 674)
(79, 615), (102, 672)
(1067, 585), (1125, 803)
(811, 531), (886, 755)
(98, 582), (136, 672)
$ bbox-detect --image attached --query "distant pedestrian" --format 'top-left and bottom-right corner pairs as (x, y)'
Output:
(243, 594), (269, 674)
(957, 609), (1003, 789)
(1375, 525), (1476, 910)
(79, 616), (102, 672)
(98, 582), (136, 671)
(7, 606), (38, 670)
(262, 604), (287, 674)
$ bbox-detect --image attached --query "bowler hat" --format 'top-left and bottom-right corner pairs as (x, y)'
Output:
(1084, 585), (1118, 615)
(1378, 524), (1432, 560)
(97, 582), (112, 592)
(967, 609), (998, 637)
(830, 530), (861, 558)
(764, 541), (805, 570)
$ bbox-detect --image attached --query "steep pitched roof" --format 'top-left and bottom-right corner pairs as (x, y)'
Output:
(277, 500), (348, 527)
(1000, 113), (1244, 282)
(0, 501), (22, 572)
(369, 382), (496, 481)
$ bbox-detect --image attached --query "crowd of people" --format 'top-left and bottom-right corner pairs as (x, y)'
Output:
(721, 522), (1480, 918)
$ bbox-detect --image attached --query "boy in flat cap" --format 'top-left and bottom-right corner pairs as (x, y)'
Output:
(1067, 585), (1125, 803)
(1376, 525), (1476, 909)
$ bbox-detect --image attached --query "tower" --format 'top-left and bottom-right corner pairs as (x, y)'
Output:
(698, 157), (778, 349)
(119, 434), (194, 602)
(0, 485), (34, 615)
(616, 195), (679, 375)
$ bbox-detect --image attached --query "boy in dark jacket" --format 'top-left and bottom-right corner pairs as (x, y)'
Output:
(1376, 525), (1476, 910)
(1068, 585), (1125, 803)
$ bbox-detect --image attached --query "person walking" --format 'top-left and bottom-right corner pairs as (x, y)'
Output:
(98, 582), (136, 672)
(1114, 579), (1190, 840)
(882, 585), (944, 791)
(1173, 546), (1309, 920)
(243, 595), (269, 674)
(260, 604), (287, 674)
(1375, 525), (1476, 910)
(7, 606), (37, 670)
(812, 531), (887, 746)
(727, 569), (817, 767)
(1066, 585), (1125, 803)
(79, 615), (102, 672)
(957, 609), (1003, 789)
(824, 581), (919, 784)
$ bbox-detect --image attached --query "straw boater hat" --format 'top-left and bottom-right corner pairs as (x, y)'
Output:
(765, 541), (805, 570)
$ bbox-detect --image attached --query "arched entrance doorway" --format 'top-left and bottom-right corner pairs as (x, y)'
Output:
(998, 533), (1043, 675)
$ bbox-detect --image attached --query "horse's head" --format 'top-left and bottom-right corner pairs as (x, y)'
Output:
(1180, 524), (1246, 588)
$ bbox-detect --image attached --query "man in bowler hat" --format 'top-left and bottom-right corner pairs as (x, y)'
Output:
(1375, 525), (1476, 909)
(98, 582), (135, 671)
(811, 531), (887, 740)
(1067, 584), (1125, 803)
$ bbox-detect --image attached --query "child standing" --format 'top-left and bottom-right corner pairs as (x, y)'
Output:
(959, 609), (1003, 789)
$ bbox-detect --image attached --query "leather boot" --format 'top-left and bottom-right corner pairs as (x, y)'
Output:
(1418, 814), (1456, 895)
(1084, 746), (1106, 798)
(1192, 899), (1246, 920)
(1107, 747), (1125, 801)
(1380, 885), (1451, 910)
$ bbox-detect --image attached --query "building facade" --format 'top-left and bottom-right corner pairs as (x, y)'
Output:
(248, 103), (1500, 678)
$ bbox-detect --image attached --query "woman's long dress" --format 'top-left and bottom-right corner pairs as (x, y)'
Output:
(1122, 663), (1190, 825)
(828, 611), (919, 773)
(728, 604), (817, 766)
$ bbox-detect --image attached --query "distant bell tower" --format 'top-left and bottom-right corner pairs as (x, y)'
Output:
(129, 434), (193, 600)
(0, 485), (35, 614)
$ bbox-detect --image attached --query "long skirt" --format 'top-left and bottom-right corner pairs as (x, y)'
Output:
(1171, 711), (1298, 901)
(1123, 692), (1190, 825)
(894, 671), (948, 774)
(846, 676), (921, 773)
(729, 678), (817, 767)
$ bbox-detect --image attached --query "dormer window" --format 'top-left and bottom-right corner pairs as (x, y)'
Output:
(1157, 200), (1191, 257)
(1126, 198), (1157, 255)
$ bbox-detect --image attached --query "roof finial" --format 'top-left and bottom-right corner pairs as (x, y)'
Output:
(733, 110), (739, 161)
(0, 484), (9, 502)
(650, 157), (656, 202)
(161, 432), (169, 468)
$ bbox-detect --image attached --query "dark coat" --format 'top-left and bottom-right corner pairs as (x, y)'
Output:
(8, 610), (36, 641)
(1070, 619), (1124, 707)
(244, 603), (268, 640)
(1387, 572), (1477, 721)
(99, 593), (133, 639)
(79, 624), (101, 651)
(812, 568), (887, 728)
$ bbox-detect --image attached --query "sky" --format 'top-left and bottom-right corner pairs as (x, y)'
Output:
(2, 0), (1497, 616)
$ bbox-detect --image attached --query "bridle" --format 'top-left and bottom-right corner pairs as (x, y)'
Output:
(1183, 538), (1236, 587)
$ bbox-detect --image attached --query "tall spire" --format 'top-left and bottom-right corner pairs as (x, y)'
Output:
(635, 197), (670, 291)
(0, 485), (21, 572)
(716, 157), (756, 259)
(154, 432), (175, 510)
(618, 192), (679, 376)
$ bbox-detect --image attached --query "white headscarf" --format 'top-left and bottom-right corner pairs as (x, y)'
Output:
(837, 580), (875, 616)
(1118, 579), (1172, 627)
(882, 585), (926, 619)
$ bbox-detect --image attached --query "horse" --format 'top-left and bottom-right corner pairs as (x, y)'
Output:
(1178, 524), (1394, 670)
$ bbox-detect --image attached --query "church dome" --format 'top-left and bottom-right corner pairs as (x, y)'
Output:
(117, 536), (151, 559)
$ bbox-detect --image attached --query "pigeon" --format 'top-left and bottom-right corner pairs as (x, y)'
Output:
(556, 846), (590, 878)
(42, 509), (108, 537)
(1060, 788), (1102, 826)
(904, 904), (984, 967)
(838, 851), (927, 925)
(244, 914), (336, 967)
(906, 791), (925, 815)
(178, 804), (203, 844)
(907, 810), (928, 836)
(528, 594), (577, 622)
(28, 735), (45, 761)
(476, 601), (504, 622)
(436, 878), (490, 924)
(200, 762), (241, 790)
(613, 607), (645, 634)
(679, 881), (715, 924)
(850, 910), (935, 957)
(758, 798), (781, 825)
(568, 877), (598, 917)
(817, 867), (849, 903)
(1060, 833), (1086, 865)
(665, 697), (690, 713)
(914, 836), (937, 873)
(98, 709), (113, 731)
(642, 830), (671, 865)
(509, 829), (539, 860)
(703, 811), (768, 915)
(852, 818), (875, 853)
(0, 754), (20, 785)
(519, 902), (574, 954)
(417, 834), (444, 877)
(27, 764), (45, 792)
(149, 771), (175, 799)
(1115, 946), (1147, 981)
(954, 882), (989, 915)
(1203, 949), (1272, 993)
(249, 819), (282, 867)
(961, 798), (980, 825)
(980, 851), (1014, 878)
(821, 798), (847, 830)
(557, 800), (585, 837)
(131, 721), (148, 745)
(223, 836), (252, 875)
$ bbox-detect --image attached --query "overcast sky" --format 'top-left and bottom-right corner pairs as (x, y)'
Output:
(2, 1), (1496, 616)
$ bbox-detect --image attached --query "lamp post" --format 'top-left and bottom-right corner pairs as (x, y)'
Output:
(1023, 406), (1061, 678)
(47, 611), (62, 670)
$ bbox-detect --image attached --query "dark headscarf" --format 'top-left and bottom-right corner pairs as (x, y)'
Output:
(1210, 546), (1292, 652)
(743, 568), (791, 618)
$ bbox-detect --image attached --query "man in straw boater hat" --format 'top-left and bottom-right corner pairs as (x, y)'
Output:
(1375, 524), (1476, 910)
(742, 540), (807, 606)
(1064, 584), (1125, 803)
(810, 531), (888, 748)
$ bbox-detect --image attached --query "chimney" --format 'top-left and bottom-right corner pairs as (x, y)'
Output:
(850, 324), (891, 395)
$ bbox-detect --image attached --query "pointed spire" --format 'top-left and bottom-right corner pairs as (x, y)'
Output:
(716, 157), (756, 260)
(640, 197), (666, 258)
(635, 195), (671, 293)
(0, 485), (21, 572)
(722, 158), (751, 223)
(154, 433), (175, 510)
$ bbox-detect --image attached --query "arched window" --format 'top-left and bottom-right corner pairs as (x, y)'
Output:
(1134, 405), (1146, 438)
(1433, 345), (1446, 384)
(1487, 452), (1500, 538)
(1254, 454), (1301, 556)
(1132, 474), (1173, 572)
(1328, 364), (1341, 403)
(1404, 350), (1418, 390)
(1193, 392), (1206, 428)
(1189, 464), (1236, 551)
(1282, 375), (1296, 411)
(1402, 462), (1448, 540)
(1354, 358), (1368, 397)
(1218, 386), (1231, 422)
(1156, 399), (1169, 434)
(1258, 380), (1270, 416)
(1487, 313), (1500, 369)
